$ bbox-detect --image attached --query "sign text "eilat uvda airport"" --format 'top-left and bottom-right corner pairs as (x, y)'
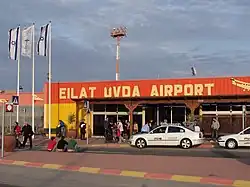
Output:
(59, 83), (215, 99)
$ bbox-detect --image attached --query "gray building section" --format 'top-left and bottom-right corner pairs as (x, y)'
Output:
(0, 105), (44, 133)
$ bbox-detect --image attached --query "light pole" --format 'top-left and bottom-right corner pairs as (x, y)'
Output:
(0, 99), (8, 158)
(110, 26), (127, 81)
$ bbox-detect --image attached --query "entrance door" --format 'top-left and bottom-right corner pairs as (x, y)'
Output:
(93, 115), (105, 136)
(133, 114), (142, 131)
(107, 115), (117, 123)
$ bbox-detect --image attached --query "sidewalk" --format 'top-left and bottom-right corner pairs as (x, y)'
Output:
(75, 138), (216, 149)
(0, 135), (49, 148)
(0, 150), (249, 186)
(18, 136), (216, 150)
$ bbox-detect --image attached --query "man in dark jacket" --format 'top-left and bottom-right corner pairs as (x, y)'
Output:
(80, 120), (86, 140)
(22, 123), (34, 149)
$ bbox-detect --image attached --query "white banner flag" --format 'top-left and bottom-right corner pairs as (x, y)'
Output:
(37, 23), (50, 56)
(8, 27), (20, 60)
(21, 25), (34, 58)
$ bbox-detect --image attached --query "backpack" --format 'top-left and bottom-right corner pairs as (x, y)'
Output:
(14, 125), (21, 135)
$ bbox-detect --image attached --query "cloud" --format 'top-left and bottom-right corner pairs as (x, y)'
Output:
(0, 0), (250, 91)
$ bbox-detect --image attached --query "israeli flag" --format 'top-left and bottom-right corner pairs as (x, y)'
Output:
(37, 23), (50, 56)
(8, 27), (20, 60)
(191, 66), (197, 76)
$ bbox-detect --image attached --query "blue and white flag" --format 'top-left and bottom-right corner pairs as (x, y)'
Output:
(37, 23), (50, 56)
(8, 27), (20, 60)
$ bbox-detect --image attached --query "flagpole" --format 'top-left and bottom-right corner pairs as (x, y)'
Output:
(32, 23), (35, 138)
(16, 26), (21, 123)
(48, 21), (52, 139)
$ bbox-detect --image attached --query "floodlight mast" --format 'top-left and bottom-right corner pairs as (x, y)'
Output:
(110, 26), (127, 81)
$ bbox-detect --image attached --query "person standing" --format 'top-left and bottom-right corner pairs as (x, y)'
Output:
(211, 118), (220, 140)
(80, 120), (86, 140)
(141, 122), (150, 133)
(22, 123), (34, 149)
(14, 122), (22, 148)
(117, 120), (124, 143)
(133, 121), (138, 134)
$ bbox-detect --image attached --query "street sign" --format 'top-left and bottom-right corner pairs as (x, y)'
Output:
(5, 103), (13, 112)
(12, 96), (19, 105)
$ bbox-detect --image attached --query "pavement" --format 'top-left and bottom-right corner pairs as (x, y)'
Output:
(0, 151), (250, 186)
(32, 136), (216, 149)
(75, 138), (217, 149)
(81, 146), (250, 158)
(0, 164), (225, 187)
(0, 135), (49, 148)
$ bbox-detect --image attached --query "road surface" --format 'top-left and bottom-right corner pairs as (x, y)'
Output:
(81, 146), (250, 158)
(0, 165), (228, 187)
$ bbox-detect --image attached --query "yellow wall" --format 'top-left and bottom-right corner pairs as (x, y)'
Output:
(44, 102), (93, 137)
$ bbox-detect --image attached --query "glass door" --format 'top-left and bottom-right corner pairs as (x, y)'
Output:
(106, 115), (117, 124)
(133, 114), (142, 131)
(93, 115), (105, 136)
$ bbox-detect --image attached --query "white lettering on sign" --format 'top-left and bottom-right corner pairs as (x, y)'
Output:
(59, 87), (97, 99)
(150, 83), (214, 96)
(104, 85), (140, 98)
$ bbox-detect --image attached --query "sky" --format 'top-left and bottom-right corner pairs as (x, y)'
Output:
(0, 0), (250, 92)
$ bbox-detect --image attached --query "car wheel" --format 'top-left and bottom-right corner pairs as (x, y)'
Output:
(135, 138), (147, 149)
(180, 138), (192, 149)
(226, 139), (237, 149)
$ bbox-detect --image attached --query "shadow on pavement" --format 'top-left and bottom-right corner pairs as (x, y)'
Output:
(0, 183), (22, 187)
(211, 147), (250, 166)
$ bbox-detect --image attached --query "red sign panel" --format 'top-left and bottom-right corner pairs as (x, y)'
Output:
(44, 76), (250, 104)
(5, 103), (13, 112)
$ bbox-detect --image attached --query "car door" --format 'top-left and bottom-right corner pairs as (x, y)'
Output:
(238, 128), (250, 147)
(166, 126), (185, 146)
(147, 126), (167, 146)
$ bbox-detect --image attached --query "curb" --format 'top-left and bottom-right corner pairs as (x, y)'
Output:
(0, 159), (248, 186)
(80, 144), (215, 149)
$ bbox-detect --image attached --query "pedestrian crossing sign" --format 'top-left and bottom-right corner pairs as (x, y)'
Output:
(12, 95), (19, 105)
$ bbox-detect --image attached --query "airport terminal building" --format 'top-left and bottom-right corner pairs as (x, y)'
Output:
(43, 76), (250, 137)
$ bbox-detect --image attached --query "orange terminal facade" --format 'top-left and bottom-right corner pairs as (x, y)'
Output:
(41, 75), (250, 137)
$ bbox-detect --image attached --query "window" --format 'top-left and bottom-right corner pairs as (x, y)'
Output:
(117, 104), (128, 112)
(93, 104), (106, 112)
(106, 104), (117, 112)
(217, 104), (230, 111)
(152, 127), (167, 134)
(232, 105), (242, 111)
(243, 128), (250, 134)
(202, 104), (216, 111)
(167, 126), (185, 133)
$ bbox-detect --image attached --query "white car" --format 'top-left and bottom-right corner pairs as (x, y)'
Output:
(217, 127), (250, 149)
(128, 125), (205, 149)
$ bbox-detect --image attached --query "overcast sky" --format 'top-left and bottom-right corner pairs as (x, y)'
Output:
(0, 0), (250, 92)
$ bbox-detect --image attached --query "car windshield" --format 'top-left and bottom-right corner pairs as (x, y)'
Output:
(241, 128), (250, 134)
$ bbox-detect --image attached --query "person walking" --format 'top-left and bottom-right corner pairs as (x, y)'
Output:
(13, 122), (22, 148)
(22, 123), (34, 149)
(211, 118), (220, 140)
